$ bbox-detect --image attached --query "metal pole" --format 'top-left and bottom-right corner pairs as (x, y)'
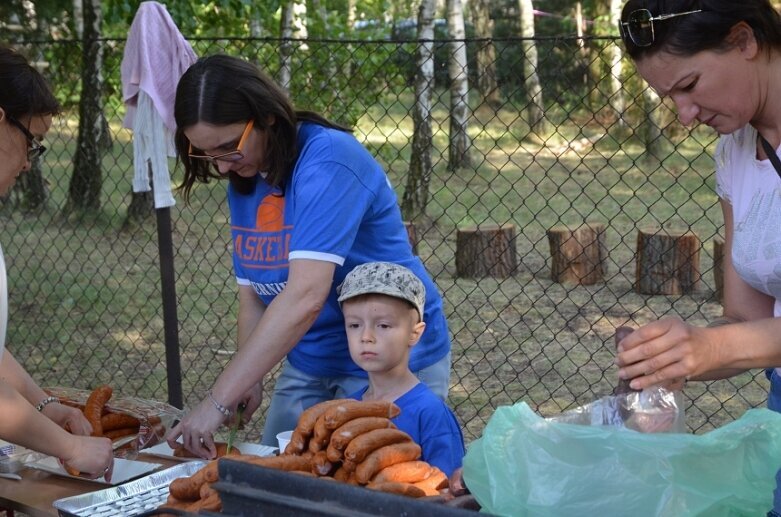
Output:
(156, 201), (183, 409)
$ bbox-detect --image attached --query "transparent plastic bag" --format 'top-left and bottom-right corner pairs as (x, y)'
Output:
(44, 386), (183, 458)
(547, 386), (686, 433)
(463, 401), (781, 516)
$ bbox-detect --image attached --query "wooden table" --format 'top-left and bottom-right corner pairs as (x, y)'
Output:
(0, 454), (180, 517)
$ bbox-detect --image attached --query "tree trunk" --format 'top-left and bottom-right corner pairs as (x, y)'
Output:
(470, 0), (501, 110)
(518, 0), (546, 133)
(66, 0), (105, 214)
(123, 161), (155, 230)
(311, 0), (337, 114)
(10, 2), (47, 209)
(641, 85), (665, 164)
(608, 0), (626, 127)
(401, 0), (436, 222)
(73, 0), (84, 38)
(279, 2), (294, 92)
(456, 224), (518, 279)
(347, 0), (356, 31)
(250, 19), (263, 38)
(713, 236), (724, 303)
(635, 228), (701, 295)
(575, 2), (589, 86)
(547, 223), (608, 285)
(404, 221), (419, 255)
(17, 158), (47, 211)
(446, 0), (471, 170)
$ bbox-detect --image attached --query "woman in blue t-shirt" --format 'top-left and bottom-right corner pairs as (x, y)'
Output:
(166, 54), (451, 454)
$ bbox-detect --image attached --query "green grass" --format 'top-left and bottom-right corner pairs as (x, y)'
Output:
(2, 91), (767, 444)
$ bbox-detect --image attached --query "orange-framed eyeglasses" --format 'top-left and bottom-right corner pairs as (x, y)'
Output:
(188, 119), (254, 164)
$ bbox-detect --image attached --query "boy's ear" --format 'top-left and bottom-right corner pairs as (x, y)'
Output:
(408, 321), (426, 347)
(0, 107), (5, 123)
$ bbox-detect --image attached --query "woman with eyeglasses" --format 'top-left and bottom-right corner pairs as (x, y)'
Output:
(614, 1), (781, 511)
(0, 45), (114, 479)
(165, 54), (452, 456)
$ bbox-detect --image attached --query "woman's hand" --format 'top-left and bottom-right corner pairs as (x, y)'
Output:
(615, 316), (716, 390)
(43, 403), (93, 435)
(61, 435), (113, 480)
(237, 382), (263, 424)
(165, 397), (225, 459)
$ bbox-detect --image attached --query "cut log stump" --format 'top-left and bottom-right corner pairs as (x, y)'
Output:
(455, 224), (517, 279)
(713, 236), (724, 302)
(547, 223), (607, 285)
(403, 221), (419, 255)
(635, 228), (701, 295)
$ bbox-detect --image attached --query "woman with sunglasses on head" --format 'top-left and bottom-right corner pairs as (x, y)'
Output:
(0, 45), (114, 479)
(165, 54), (451, 456)
(615, 2), (781, 511)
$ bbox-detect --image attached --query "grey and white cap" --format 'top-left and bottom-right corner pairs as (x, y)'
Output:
(337, 262), (426, 320)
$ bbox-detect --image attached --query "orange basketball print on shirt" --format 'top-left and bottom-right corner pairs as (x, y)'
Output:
(256, 194), (285, 232)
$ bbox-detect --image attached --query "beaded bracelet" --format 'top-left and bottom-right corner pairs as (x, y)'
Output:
(208, 391), (232, 417)
(35, 395), (60, 412)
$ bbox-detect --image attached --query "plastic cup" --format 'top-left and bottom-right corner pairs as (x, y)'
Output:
(276, 430), (293, 452)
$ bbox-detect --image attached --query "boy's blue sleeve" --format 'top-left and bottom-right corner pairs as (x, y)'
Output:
(419, 410), (465, 477)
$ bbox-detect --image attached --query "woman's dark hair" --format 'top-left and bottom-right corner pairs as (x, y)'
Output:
(0, 45), (60, 118)
(620, 0), (781, 61)
(174, 54), (350, 202)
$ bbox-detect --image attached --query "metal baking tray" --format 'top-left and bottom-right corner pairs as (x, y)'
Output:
(53, 460), (206, 517)
(0, 441), (44, 474)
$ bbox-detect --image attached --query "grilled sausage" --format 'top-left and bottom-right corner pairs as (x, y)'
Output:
(354, 442), (421, 484)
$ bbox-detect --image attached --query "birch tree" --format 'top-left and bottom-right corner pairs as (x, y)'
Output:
(311, 0), (337, 99)
(447, 0), (471, 170)
(401, 0), (436, 222)
(73, 0), (83, 37)
(279, 0), (308, 92)
(641, 85), (665, 163)
(347, 0), (356, 31)
(518, 0), (545, 133)
(66, 0), (107, 214)
(470, 0), (501, 109)
(279, 2), (294, 92)
(8, 0), (47, 209)
(608, 0), (625, 126)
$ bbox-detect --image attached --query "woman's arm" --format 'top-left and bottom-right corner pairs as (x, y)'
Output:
(0, 379), (113, 477)
(0, 350), (47, 401)
(231, 284), (268, 422)
(168, 259), (335, 456)
(215, 259), (335, 403)
(616, 198), (780, 388)
(0, 350), (93, 434)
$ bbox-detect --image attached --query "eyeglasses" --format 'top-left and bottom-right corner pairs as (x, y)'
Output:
(7, 115), (47, 160)
(188, 119), (254, 164)
(619, 8), (702, 47)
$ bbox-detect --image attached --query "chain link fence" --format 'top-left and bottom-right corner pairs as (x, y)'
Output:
(1, 34), (765, 443)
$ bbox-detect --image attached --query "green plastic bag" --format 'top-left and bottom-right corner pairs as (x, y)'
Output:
(463, 402), (781, 516)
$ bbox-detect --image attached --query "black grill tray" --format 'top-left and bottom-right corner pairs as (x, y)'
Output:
(215, 458), (479, 516)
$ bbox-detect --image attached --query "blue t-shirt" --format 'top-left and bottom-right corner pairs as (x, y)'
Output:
(350, 383), (465, 476)
(228, 122), (450, 378)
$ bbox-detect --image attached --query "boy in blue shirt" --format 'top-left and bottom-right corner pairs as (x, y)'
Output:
(337, 262), (465, 476)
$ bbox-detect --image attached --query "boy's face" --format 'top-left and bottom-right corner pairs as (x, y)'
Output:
(342, 294), (425, 374)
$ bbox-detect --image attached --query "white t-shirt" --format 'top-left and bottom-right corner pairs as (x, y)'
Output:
(715, 125), (781, 373)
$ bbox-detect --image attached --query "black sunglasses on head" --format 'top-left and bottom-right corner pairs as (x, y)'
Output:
(619, 8), (702, 47)
(6, 115), (47, 160)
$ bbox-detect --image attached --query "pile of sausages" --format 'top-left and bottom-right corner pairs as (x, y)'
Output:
(59, 385), (163, 443)
(281, 399), (449, 498)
